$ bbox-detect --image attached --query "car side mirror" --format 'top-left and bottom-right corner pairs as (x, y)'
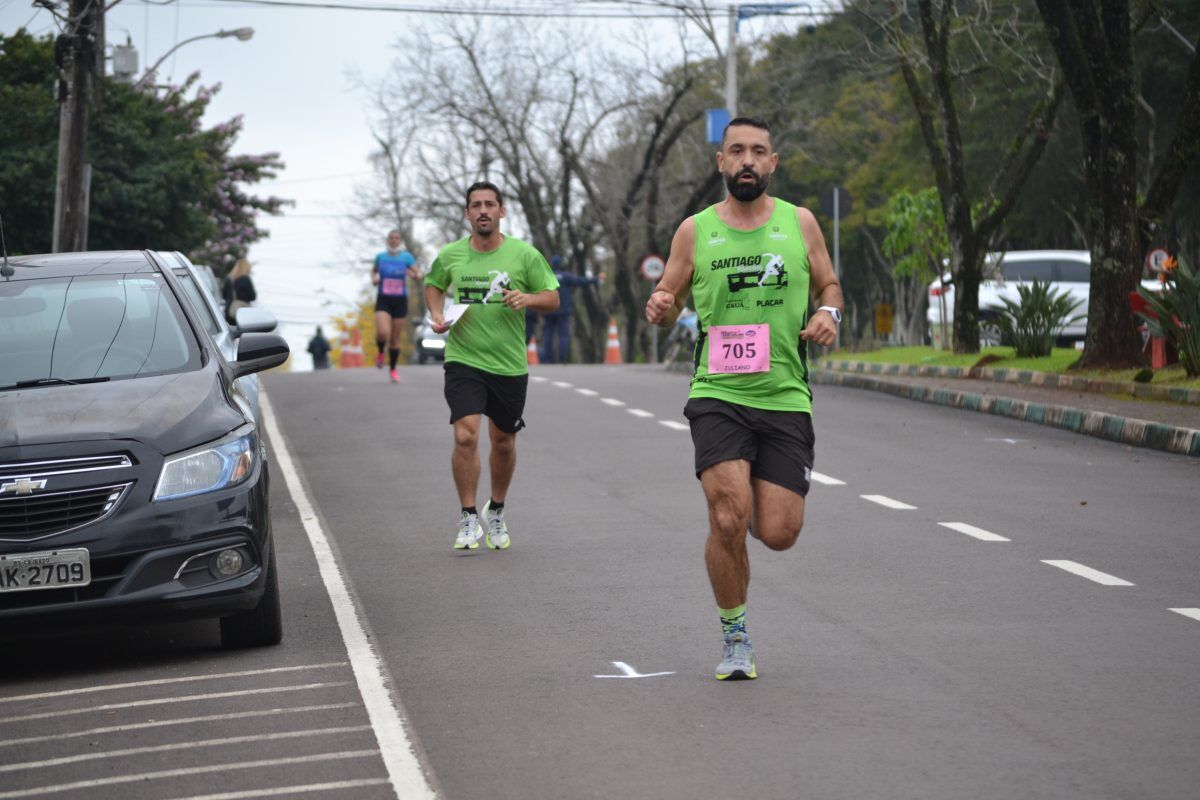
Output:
(233, 332), (289, 378)
(232, 306), (278, 336)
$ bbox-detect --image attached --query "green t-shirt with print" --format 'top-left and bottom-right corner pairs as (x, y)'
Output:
(426, 236), (559, 376)
(688, 198), (813, 412)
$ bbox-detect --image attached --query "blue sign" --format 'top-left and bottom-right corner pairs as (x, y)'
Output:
(706, 108), (731, 144)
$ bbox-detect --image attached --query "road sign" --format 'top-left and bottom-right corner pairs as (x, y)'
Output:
(875, 303), (893, 335)
(706, 109), (730, 144)
(1146, 247), (1171, 272)
(640, 254), (665, 282)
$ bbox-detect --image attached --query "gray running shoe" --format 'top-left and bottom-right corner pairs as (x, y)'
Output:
(482, 500), (510, 550)
(453, 512), (483, 550)
(715, 631), (758, 680)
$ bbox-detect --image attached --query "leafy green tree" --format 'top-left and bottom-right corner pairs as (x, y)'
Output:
(882, 188), (948, 343)
(0, 31), (287, 272)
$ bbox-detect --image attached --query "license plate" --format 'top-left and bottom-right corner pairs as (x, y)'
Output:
(0, 548), (91, 593)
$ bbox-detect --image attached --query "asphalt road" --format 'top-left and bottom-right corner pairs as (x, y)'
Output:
(3, 362), (1197, 800)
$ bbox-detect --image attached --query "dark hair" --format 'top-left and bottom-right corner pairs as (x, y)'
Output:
(721, 116), (772, 146)
(465, 180), (504, 208)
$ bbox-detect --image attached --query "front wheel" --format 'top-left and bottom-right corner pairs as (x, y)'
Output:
(220, 539), (282, 649)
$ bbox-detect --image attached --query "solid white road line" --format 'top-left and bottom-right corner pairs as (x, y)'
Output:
(551, 381), (573, 388)
(1169, 608), (1200, 622)
(627, 408), (654, 418)
(938, 522), (1010, 542)
(860, 494), (917, 510)
(261, 390), (437, 800)
(810, 471), (846, 486)
(601, 398), (625, 407)
(0, 750), (381, 799)
(659, 420), (689, 431)
(0, 726), (371, 773)
(1042, 560), (1134, 586)
(575, 388), (598, 396)
(0, 663), (348, 704)
(0, 703), (360, 749)
(3, 683), (351, 725)
(164, 780), (392, 800)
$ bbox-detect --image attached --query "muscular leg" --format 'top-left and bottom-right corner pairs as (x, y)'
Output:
(388, 315), (405, 370)
(750, 478), (806, 552)
(487, 420), (517, 503)
(374, 311), (391, 355)
(700, 460), (754, 609)
(451, 415), (481, 507)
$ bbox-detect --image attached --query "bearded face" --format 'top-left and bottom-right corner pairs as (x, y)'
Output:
(725, 166), (770, 202)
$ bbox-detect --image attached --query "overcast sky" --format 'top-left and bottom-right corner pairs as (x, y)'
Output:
(1, 0), (815, 369)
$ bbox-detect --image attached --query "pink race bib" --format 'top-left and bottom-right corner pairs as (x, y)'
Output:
(381, 277), (406, 295)
(707, 324), (770, 374)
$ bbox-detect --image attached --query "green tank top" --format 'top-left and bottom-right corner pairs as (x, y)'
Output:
(688, 198), (813, 412)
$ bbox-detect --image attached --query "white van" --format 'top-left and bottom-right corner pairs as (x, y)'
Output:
(926, 249), (1156, 346)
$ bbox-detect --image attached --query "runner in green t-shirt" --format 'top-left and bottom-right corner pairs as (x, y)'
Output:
(424, 181), (560, 552)
(645, 117), (844, 681)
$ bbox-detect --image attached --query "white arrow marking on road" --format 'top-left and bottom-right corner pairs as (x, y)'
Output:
(861, 494), (917, 510)
(594, 662), (674, 679)
(575, 388), (598, 396)
(1042, 560), (1134, 586)
(659, 420), (689, 431)
(1169, 608), (1200, 622)
(810, 472), (846, 486)
(938, 522), (1010, 542)
(552, 381), (573, 388)
(601, 398), (625, 407)
(627, 408), (654, 418)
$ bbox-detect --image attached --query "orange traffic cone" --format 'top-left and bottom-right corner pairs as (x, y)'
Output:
(604, 318), (623, 364)
(527, 336), (540, 366)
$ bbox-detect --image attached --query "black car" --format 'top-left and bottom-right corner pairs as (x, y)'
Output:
(0, 251), (289, 648)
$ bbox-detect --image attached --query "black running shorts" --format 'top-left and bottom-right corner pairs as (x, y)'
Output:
(444, 362), (528, 434)
(683, 397), (814, 497)
(375, 294), (408, 319)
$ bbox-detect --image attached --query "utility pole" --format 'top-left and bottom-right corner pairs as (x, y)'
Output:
(52, 0), (101, 253)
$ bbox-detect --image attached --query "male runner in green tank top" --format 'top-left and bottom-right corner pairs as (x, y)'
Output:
(646, 117), (843, 680)
(425, 181), (560, 552)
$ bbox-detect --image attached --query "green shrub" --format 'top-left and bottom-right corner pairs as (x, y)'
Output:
(1136, 256), (1200, 377)
(987, 279), (1084, 358)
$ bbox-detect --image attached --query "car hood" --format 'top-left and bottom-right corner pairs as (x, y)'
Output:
(0, 368), (248, 454)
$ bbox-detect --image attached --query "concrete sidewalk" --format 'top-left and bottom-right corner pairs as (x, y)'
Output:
(813, 359), (1200, 458)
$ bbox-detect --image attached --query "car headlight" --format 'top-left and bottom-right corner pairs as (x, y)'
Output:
(154, 428), (257, 502)
(421, 339), (446, 349)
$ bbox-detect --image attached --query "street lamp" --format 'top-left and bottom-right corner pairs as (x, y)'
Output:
(726, 4), (814, 117)
(133, 28), (255, 89)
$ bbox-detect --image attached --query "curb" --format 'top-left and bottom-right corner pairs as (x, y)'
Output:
(812, 369), (1200, 458)
(819, 359), (1200, 406)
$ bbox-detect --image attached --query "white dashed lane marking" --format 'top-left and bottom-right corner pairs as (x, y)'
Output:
(163, 780), (392, 800)
(575, 388), (598, 396)
(658, 420), (689, 431)
(1169, 608), (1200, 622)
(601, 398), (625, 407)
(810, 472), (846, 486)
(551, 381), (573, 388)
(627, 409), (654, 418)
(1042, 560), (1134, 586)
(530, 376), (547, 383)
(860, 494), (917, 510)
(938, 522), (1010, 542)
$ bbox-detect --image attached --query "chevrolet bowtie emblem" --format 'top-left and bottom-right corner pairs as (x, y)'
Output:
(0, 478), (48, 496)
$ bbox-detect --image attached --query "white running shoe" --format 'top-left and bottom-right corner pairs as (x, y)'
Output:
(453, 511), (483, 550)
(482, 500), (510, 550)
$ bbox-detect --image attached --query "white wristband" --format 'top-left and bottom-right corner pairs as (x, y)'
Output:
(818, 305), (842, 325)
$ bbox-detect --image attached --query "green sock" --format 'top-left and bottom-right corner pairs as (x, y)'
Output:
(719, 604), (747, 636)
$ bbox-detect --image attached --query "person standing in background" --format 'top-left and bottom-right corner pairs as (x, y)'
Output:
(221, 258), (257, 325)
(541, 255), (602, 364)
(307, 326), (332, 369)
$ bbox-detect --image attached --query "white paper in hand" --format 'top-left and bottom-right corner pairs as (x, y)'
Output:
(442, 303), (470, 326)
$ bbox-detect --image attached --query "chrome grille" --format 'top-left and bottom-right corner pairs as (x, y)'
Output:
(0, 455), (132, 482)
(0, 484), (130, 541)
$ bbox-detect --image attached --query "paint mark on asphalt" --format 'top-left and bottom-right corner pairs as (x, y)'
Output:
(593, 662), (675, 679)
(938, 522), (1010, 542)
(163, 781), (392, 800)
(659, 420), (689, 431)
(1042, 560), (1134, 586)
(810, 472), (846, 486)
(860, 494), (917, 510)
(627, 408), (654, 418)
(552, 381), (573, 388)
(601, 398), (625, 407)
(1169, 608), (1200, 622)
(575, 388), (598, 396)
(530, 376), (547, 383)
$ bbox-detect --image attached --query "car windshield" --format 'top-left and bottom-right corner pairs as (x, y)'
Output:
(0, 273), (200, 389)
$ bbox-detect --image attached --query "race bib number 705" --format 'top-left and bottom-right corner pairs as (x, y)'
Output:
(707, 324), (770, 374)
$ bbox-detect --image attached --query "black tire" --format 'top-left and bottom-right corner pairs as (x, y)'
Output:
(220, 539), (282, 649)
